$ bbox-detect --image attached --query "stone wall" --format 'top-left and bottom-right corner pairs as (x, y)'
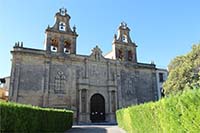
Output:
(9, 47), (158, 123)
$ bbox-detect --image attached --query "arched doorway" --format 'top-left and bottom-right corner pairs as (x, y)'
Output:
(90, 94), (105, 122)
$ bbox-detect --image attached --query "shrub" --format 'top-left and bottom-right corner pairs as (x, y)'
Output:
(0, 102), (73, 133)
(116, 89), (200, 132)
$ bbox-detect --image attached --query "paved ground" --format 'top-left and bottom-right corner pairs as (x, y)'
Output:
(65, 125), (126, 133)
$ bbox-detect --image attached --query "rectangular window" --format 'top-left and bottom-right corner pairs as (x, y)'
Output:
(159, 73), (164, 82)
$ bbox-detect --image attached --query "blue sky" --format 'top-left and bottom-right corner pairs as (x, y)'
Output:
(0, 0), (200, 77)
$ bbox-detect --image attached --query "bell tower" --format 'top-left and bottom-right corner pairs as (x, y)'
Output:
(45, 8), (78, 54)
(112, 22), (137, 62)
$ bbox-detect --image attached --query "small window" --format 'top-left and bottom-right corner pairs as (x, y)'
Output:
(51, 46), (57, 52)
(64, 48), (70, 54)
(59, 22), (66, 31)
(159, 73), (164, 82)
(122, 35), (128, 43)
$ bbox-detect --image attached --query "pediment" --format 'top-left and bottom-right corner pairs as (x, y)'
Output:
(88, 45), (107, 62)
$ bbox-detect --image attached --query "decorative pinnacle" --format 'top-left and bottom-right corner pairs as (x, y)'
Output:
(73, 25), (76, 32)
(120, 21), (127, 28)
(59, 7), (67, 16)
(114, 34), (117, 39)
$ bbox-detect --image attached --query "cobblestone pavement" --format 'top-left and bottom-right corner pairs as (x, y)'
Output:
(65, 125), (126, 133)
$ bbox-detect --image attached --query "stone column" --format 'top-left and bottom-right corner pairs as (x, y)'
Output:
(84, 59), (89, 78)
(85, 89), (91, 123)
(114, 91), (117, 112)
(79, 89), (82, 113)
(46, 37), (51, 53)
(116, 62), (123, 108)
(134, 47), (137, 63)
(43, 59), (51, 107)
(125, 49), (128, 61)
(72, 38), (76, 54)
(79, 88), (90, 123)
(58, 36), (64, 54)
(108, 89), (117, 122)
(85, 89), (88, 113)
(108, 90), (112, 113)
(107, 61), (111, 80)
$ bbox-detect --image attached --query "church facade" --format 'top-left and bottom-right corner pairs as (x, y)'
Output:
(9, 8), (159, 123)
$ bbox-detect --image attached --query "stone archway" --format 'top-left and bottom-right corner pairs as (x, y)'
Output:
(90, 94), (105, 122)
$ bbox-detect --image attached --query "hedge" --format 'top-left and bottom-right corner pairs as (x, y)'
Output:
(116, 89), (200, 133)
(0, 102), (73, 133)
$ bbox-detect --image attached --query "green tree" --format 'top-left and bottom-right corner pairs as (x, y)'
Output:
(163, 44), (200, 96)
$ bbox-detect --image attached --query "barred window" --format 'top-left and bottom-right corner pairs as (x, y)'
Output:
(54, 71), (66, 93)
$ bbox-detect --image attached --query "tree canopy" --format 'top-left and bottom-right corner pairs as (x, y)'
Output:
(163, 44), (200, 96)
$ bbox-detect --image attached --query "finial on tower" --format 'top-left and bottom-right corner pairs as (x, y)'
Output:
(113, 34), (117, 43)
(73, 25), (76, 32)
(114, 34), (117, 39)
(59, 7), (67, 16)
(120, 21), (127, 28)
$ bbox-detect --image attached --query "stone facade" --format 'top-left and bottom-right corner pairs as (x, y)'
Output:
(9, 8), (159, 123)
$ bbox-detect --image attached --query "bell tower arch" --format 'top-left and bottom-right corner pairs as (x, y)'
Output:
(45, 8), (78, 54)
(112, 22), (137, 62)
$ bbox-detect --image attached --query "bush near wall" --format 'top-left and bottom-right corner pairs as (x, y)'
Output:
(0, 102), (73, 133)
(116, 89), (200, 133)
